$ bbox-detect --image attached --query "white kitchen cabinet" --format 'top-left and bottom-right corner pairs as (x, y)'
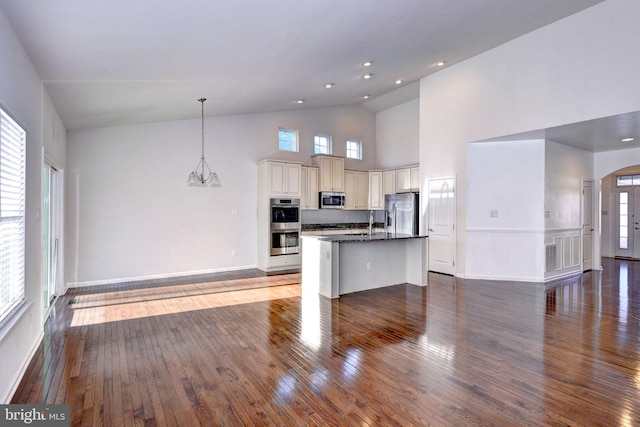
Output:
(395, 168), (411, 193)
(344, 170), (354, 209)
(344, 170), (368, 210)
(266, 161), (301, 197)
(410, 166), (420, 191)
(368, 171), (384, 210)
(395, 165), (419, 193)
(301, 166), (318, 209)
(383, 170), (396, 196)
(256, 159), (302, 273)
(312, 155), (344, 192)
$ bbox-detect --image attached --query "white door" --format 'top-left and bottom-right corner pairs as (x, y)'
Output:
(614, 186), (640, 259)
(427, 177), (455, 275)
(42, 162), (61, 317)
(582, 180), (593, 270)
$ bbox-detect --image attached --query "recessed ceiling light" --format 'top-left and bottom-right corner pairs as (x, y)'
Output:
(325, 83), (335, 89)
(363, 73), (373, 79)
(363, 94), (370, 99)
(363, 61), (373, 67)
(395, 79), (403, 85)
(436, 61), (446, 67)
(296, 99), (305, 104)
(622, 137), (635, 142)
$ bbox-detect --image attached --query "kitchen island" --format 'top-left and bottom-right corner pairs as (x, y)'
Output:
(301, 233), (428, 298)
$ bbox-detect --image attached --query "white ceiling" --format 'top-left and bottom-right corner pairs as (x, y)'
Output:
(480, 111), (640, 153)
(2, 0), (621, 151)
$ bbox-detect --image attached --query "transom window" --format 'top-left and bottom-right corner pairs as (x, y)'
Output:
(346, 138), (362, 160)
(278, 128), (299, 152)
(0, 105), (26, 327)
(314, 133), (332, 154)
(617, 175), (640, 186)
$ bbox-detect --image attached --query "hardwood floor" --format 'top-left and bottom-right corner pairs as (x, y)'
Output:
(12, 259), (640, 426)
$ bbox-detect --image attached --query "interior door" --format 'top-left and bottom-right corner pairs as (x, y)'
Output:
(42, 161), (62, 318)
(427, 177), (455, 275)
(582, 180), (593, 270)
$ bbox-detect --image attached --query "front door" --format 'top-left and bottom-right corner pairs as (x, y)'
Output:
(427, 177), (455, 275)
(614, 186), (640, 259)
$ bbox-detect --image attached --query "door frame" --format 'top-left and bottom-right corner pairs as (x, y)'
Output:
(613, 185), (639, 259)
(427, 176), (456, 276)
(42, 151), (64, 319)
(582, 179), (594, 270)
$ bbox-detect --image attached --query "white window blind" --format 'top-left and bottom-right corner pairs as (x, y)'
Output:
(0, 106), (26, 326)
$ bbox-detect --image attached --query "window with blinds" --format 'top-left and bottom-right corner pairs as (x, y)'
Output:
(0, 106), (26, 327)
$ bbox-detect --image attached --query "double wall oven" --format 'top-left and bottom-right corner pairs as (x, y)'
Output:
(270, 198), (300, 255)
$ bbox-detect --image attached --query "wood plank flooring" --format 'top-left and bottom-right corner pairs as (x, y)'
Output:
(12, 258), (640, 426)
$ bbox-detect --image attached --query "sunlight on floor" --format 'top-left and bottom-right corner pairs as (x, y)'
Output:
(70, 277), (301, 327)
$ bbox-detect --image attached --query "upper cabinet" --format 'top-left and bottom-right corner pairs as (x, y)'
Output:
(301, 166), (319, 210)
(410, 166), (420, 191)
(368, 171), (384, 210)
(395, 165), (419, 193)
(312, 155), (344, 192)
(383, 170), (396, 196)
(344, 170), (368, 210)
(259, 160), (301, 197)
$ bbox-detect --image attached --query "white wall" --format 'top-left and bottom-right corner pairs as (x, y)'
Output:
(420, 0), (640, 277)
(0, 8), (66, 402)
(66, 106), (375, 285)
(543, 141), (593, 279)
(466, 140), (545, 281)
(375, 99), (419, 169)
(544, 141), (593, 230)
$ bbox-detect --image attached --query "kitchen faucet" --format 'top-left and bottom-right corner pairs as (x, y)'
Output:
(369, 210), (374, 235)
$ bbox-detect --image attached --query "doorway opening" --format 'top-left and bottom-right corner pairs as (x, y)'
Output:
(614, 174), (640, 259)
(42, 158), (63, 319)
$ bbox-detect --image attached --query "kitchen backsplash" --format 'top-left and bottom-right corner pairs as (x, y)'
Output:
(301, 209), (385, 225)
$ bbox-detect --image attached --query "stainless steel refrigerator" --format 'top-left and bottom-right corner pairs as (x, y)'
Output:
(385, 192), (419, 236)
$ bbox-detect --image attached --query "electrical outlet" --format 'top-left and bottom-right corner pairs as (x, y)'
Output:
(366, 261), (371, 270)
(231, 209), (238, 216)
(231, 249), (236, 256)
(490, 210), (498, 218)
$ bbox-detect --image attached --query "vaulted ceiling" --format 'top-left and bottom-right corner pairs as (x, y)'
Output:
(0, 0), (603, 132)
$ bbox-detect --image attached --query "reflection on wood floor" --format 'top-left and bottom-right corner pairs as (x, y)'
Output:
(12, 258), (640, 426)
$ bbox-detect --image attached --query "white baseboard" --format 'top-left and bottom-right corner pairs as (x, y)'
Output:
(462, 274), (546, 283)
(66, 264), (257, 288)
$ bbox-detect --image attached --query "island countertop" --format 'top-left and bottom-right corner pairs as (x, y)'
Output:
(301, 233), (428, 298)
(303, 232), (427, 243)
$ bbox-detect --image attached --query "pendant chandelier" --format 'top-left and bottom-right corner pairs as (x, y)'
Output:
(187, 98), (221, 187)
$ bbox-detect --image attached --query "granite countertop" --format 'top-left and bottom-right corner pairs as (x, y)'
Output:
(302, 222), (384, 232)
(302, 232), (427, 243)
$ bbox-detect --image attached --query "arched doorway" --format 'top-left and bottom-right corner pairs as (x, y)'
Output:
(601, 165), (640, 260)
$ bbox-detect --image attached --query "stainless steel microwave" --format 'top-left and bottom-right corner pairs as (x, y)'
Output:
(320, 192), (346, 209)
